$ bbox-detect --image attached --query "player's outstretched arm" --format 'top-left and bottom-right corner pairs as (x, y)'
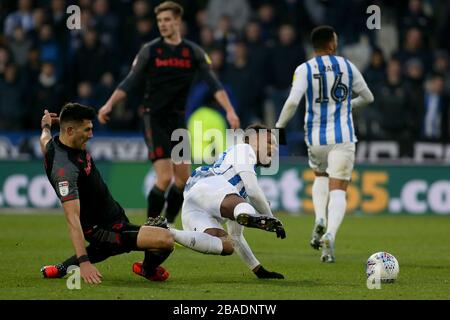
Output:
(62, 200), (103, 284)
(214, 89), (240, 129)
(98, 45), (150, 124)
(275, 64), (307, 131)
(348, 60), (374, 108)
(98, 89), (127, 124)
(39, 109), (58, 155)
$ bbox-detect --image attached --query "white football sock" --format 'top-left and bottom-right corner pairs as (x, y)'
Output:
(233, 202), (256, 220)
(326, 190), (347, 239)
(312, 176), (329, 225)
(226, 221), (260, 270)
(170, 229), (223, 255)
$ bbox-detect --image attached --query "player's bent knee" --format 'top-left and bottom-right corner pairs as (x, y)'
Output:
(137, 226), (174, 250)
(221, 238), (234, 256)
(160, 230), (175, 250)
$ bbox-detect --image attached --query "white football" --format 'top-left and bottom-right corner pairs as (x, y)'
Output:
(366, 252), (399, 283)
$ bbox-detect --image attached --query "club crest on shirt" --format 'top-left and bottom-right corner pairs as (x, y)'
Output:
(58, 181), (69, 197)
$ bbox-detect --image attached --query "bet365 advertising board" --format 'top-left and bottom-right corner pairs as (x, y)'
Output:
(0, 160), (449, 215)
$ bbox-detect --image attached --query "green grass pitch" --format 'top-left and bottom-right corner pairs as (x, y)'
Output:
(0, 212), (449, 300)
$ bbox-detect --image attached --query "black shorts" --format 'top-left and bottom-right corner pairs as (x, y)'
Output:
(143, 110), (189, 162)
(83, 221), (141, 256)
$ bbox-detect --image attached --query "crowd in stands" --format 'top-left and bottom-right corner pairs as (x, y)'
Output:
(0, 0), (449, 156)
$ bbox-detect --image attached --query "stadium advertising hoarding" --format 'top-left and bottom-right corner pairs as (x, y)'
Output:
(0, 161), (449, 215)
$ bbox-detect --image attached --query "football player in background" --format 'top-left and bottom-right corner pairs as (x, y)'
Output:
(169, 124), (286, 279)
(98, 1), (240, 226)
(276, 26), (374, 262)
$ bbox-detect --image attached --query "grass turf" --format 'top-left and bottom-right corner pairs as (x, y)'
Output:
(0, 212), (449, 300)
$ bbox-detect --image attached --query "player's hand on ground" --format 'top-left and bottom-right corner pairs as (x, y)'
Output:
(226, 110), (240, 129)
(98, 104), (112, 124)
(80, 262), (103, 284)
(254, 265), (284, 279)
(41, 109), (59, 129)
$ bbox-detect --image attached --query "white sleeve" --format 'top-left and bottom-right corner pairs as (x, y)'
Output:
(276, 64), (307, 128)
(349, 61), (374, 108)
(226, 220), (260, 270)
(350, 61), (370, 95)
(239, 171), (273, 217)
(229, 144), (257, 174)
(351, 87), (374, 108)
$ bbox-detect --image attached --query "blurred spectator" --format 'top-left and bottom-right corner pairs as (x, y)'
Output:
(326, 0), (364, 46)
(244, 20), (269, 122)
(25, 62), (64, 129)
(399, 0), (433, 45)
(363, 47), (387, 93)
(21, 47), (41, 86)
(198, 26), (218, 53)
(38, 24), (61, 66)
(8, 26), (32, 67)
(404, 58), (426, 136)
(223, 42), (257, 127)
(268, 24), (305, 131)
(213, 15), (238, 63)
(48, 0), (69, 61)
(433, 51), (450, 93)
(0, 46), (12, 76)
(437, 4), (450, 53)
(123, 0), (155, 62)
(75, 81), (97, 107)
(207, 0), (250, 32)
(72, 28), (111, 86)
(4, 0), (34, 39)
(29, 8), (47, 43)
(95, 72), (116, 105)
(257, 2), (279, 43)
(127, 16), (158, 63)
(421, 73), (449, 142)
(394, 27), (431, 71)
(0, 63), (25, 130)
(373, 58), (412, 143)
(92, 0), (119, 51)
(357, 47), (387, 139)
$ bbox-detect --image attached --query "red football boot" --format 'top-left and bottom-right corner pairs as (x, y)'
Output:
(41, 264), (67, 278)
(132, 262), (169, 282)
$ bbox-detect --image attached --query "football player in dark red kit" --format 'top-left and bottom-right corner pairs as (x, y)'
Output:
(98, 1), (240, 225)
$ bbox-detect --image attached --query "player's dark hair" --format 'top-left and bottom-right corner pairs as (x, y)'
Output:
(59, 103), (96, 125)
(244, 123), (271, 144)
(154, 1), (184, 18)
(311, 25), (335, 50)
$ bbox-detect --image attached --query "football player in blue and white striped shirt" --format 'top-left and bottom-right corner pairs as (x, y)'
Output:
(276, 26), (374, 262)
(170, 125), (286, 279)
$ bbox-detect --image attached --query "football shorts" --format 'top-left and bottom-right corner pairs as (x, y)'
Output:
(308, 142), (355, 180)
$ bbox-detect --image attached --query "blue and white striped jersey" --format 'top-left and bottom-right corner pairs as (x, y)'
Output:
(290, 55), (369, 146)
(184, 144), (257, 198)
